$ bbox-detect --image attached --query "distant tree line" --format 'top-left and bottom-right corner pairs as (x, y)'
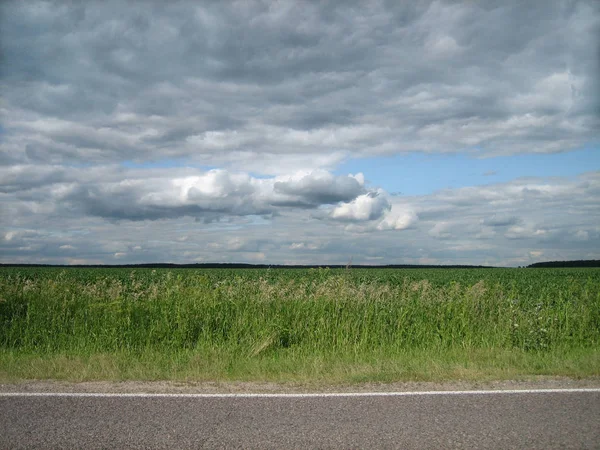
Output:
(526, 260), (600, 268)
(0, 262), (498, 269)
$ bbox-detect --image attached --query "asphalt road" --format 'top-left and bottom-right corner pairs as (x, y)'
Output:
(1, 390), (599, 449)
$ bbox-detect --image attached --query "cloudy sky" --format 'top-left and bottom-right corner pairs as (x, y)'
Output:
(1, 0), (599, 267)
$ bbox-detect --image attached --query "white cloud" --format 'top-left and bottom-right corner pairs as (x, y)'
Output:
(330, 190), (390, 222)
(289, 242), (321, 251)
(376, 208), (418, 231)
(505, 225), (550, 240)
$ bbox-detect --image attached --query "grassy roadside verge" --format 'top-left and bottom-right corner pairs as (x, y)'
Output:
(1, 347), (599, 384)
(1, 267), (599, 383)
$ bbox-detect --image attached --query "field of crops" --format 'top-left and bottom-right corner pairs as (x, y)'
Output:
(1, 267), (599, 382)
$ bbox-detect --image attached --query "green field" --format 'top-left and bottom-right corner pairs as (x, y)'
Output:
(1, 267), (599, 383)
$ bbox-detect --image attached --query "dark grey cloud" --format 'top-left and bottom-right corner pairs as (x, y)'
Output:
(273, 171), (364, 206)
(0, 165), (70, 193)
(481, 215), (521, 227)
(1, 0), (598, 173)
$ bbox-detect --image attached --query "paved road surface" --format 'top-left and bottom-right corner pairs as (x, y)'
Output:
(1, 390), (599, 449)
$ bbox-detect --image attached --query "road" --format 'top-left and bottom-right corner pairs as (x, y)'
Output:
(1, 390), (599, 449)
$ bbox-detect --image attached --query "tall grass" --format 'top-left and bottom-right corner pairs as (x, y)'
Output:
(1, 267), (599, 381)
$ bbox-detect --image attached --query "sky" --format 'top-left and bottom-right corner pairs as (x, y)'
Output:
(1, 0), (599, 267)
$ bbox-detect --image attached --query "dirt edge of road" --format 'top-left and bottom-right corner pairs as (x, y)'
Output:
(2, 376), (600, 394)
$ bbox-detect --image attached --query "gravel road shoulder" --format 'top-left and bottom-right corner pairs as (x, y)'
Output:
(2, 376), (599, 394)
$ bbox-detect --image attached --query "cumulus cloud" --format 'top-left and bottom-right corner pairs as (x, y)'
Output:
(341, 204), (418, 234)
(330, 190), (390, 222)
(376, 209), (418, 231)
(0, 165), (370, 222)
(274, 171), (365, 206)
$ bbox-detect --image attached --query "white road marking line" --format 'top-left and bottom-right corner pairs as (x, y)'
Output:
(1, 388), (600, 398)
